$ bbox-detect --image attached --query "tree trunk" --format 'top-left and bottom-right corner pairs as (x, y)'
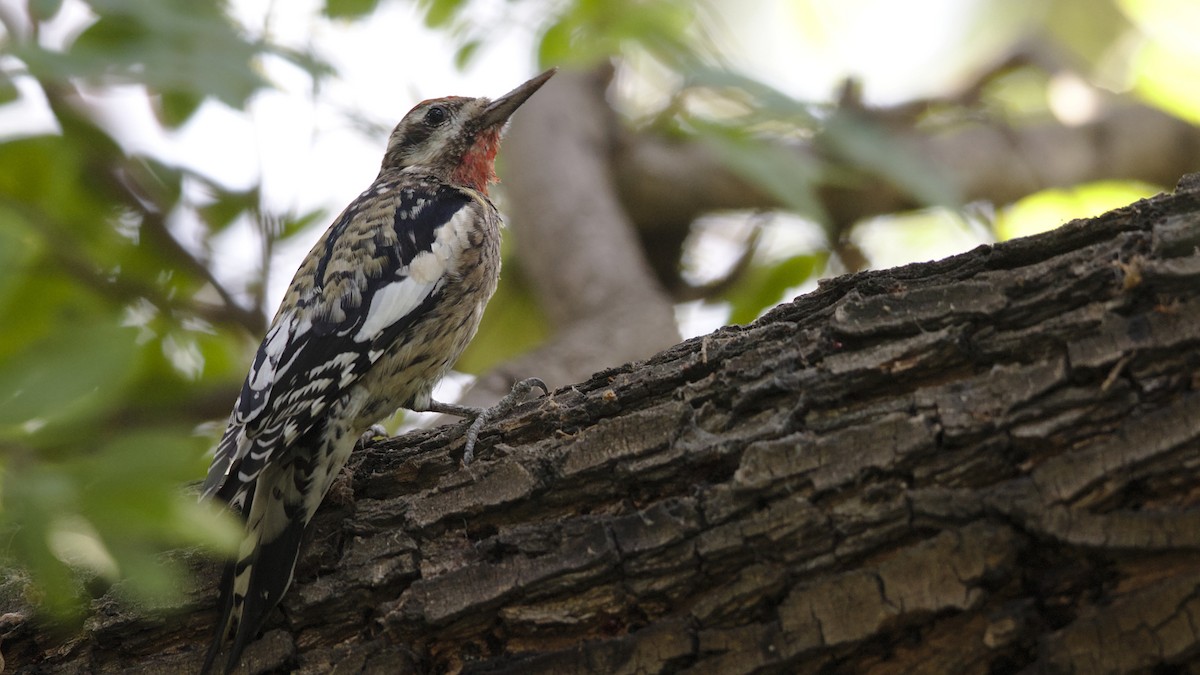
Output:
(4, 177), (1200, 674)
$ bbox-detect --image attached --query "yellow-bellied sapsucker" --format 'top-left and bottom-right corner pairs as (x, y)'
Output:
(198, 69), (555, 675)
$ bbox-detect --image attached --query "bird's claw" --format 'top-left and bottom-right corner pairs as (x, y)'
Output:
(357, 423), (389, 447)
(462, 377), (549, 464)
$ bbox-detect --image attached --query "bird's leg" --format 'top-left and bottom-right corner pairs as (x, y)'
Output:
(357, 424), (389, 447)
(423, 377), (548, 463)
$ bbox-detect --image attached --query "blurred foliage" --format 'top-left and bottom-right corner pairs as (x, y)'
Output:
(2, 0), (1198, 624)
(996, 180), (1160, 240)
(0, 0), (327, 618)
(722, 252), (827, 326)
(401, 0), (1199, 332)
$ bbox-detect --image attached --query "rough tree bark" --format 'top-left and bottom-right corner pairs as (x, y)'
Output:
(3, 177), (1200, 674)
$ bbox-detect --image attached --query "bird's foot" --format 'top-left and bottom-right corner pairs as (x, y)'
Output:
(426, 377), (548, 463)
(357, 423), (389, 447)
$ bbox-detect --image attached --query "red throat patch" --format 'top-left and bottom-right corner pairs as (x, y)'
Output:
(452, 128), (502, 195)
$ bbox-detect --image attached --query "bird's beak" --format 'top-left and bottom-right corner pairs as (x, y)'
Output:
(480, 68), (557, 128)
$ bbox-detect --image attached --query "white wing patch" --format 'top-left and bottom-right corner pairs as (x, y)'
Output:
(248, 315), (293, 391)
(354, 276), (438, 345)
(238, 311), (315, 426)
(353, 206), (476, 345)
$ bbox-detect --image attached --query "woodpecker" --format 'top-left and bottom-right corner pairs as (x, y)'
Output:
(198, 69), (555, 675)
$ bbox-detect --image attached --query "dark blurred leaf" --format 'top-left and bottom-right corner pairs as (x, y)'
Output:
(0, 136), (114, 233)
(822, 114), (960, 209)
(0, 72), (18, 105)
(13, 1), (274, 109)
(156, 89), (204, 127)
(29, 0), (64, 21)
(199, 185), (262, 233)
(126, 155), (184, 208)
(534, 0), (699, 68)
(72, 11), (147, 51)
(324, 0), (380, 19)
(72, 429), (233, 548)
(699, 123), (828, 224)
(0, 320), (138, 437)
(723, 253), (826, 325)
(0, 428), (240, 615)
(1, 463), (85, 616)
(108, 550), (182, 606)
(683, 65), (820, 125)
(0, 207), (37, 314)
(0, 266), (98, 366)
(276, 208), (327, 241)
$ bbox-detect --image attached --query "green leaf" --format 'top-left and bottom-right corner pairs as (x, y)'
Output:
(454, 39), (482, 70)
(0, 72), (18, 105)
(323, 0), (380, 19)
(275, 208), (326, 242)
(126, 155), (184, 207)
(538, 18), (574, 68)
(0, 207), (37, 315)
(29, 0), (64, 21)
(71, 11), (147, 52)
(35, 2), (274, 109)
(424, 0), (467, 28)
(1, 464), (86, 616)
(0, 136), (114, 232)
(723, 253), (826, 325)
(1044, 0), (1131, 65)
(0, 427), (241, 617)
(73, 428), (242, 559)
(199, 185), (262, 233)
(683, 65), (819, 126)
(822, 114), (960, 209)
(0, 319), (138, 437)
(156, 89), (204, 128)
(699, 124), (828, 224)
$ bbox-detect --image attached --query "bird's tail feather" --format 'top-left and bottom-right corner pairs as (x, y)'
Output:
(222, 514), (307, 674)
(198, 560), (237, 675)
(203, 430), (352, 673)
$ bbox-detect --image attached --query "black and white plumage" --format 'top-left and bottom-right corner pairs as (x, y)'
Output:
(199, 69), (554, 675)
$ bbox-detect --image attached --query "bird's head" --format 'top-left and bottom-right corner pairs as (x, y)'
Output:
(380, 69), (556, 194)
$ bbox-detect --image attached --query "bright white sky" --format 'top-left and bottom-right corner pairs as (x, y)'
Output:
(2, 0), (1007, 333)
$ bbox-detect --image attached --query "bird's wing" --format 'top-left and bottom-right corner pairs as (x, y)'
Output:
(201, 178), (479, 507)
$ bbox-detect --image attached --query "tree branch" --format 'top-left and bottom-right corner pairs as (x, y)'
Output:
(40, 82), (267, 337)
(614, 103), (1200, 232)
(6, 174), (1200, 675)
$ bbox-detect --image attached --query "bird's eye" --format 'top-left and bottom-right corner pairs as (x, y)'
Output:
(424, 106), (448, 127)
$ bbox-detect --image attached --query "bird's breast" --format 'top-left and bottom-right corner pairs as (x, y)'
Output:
(350, 196), (501, 424)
